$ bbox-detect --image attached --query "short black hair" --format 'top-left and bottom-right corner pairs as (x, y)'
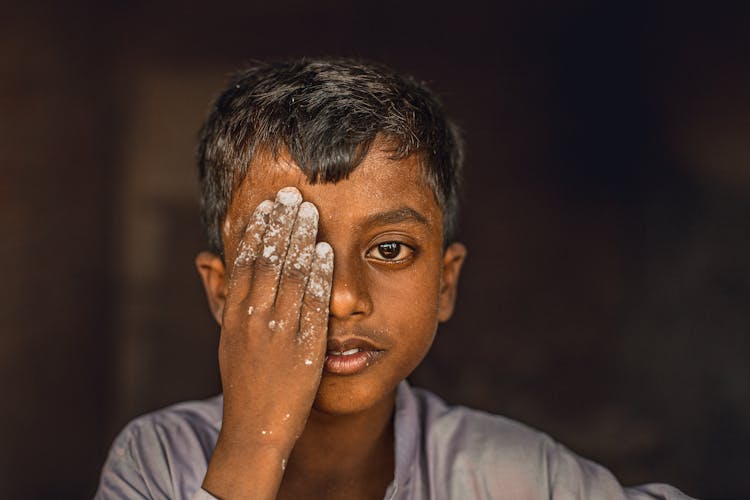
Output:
(197, 57), (463, 256)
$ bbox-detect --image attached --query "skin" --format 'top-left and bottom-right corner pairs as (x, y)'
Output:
(195, 139), (467, 499)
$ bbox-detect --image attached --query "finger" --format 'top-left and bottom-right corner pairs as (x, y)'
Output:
(225, 200), (273, 306)
(248, 186), (303, 312)
(298, 242), (334, 359)
(274, 201), (318, 330)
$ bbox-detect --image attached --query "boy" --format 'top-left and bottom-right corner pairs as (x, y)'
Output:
(96, 58), (692, 499)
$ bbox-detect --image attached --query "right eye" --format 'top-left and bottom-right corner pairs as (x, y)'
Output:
(366, 241), (414, 262)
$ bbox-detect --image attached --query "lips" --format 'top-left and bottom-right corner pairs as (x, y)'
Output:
(324, 337), (384, 375)
(326, 336), (380, 353)
(328, 347), (365, 356)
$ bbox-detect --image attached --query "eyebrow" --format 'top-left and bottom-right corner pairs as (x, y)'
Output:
(361, 207), (431, 229)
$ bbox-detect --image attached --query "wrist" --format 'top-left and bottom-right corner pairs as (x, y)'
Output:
(203, 438), (289, 500)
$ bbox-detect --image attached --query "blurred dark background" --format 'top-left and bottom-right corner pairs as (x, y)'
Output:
(1, 1), (748, 498)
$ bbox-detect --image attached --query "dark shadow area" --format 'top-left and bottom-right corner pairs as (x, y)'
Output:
(1, 1), (748, 498)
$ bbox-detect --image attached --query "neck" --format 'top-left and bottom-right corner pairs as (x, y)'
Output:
(281, 389), (396, 497)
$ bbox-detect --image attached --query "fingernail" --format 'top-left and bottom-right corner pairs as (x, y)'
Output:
(257, 199), (274, 213)
(315, 241), (333, 259)
(298, 201), (319, 222)
(277, 187), (302, 206)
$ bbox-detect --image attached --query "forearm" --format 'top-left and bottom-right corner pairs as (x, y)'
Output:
(202, 436), (289, 500)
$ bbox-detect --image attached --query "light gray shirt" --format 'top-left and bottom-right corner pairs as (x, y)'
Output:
(95, 382), (695, 499)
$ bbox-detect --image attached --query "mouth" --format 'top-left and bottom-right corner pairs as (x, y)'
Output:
(324, 337), (384, 375)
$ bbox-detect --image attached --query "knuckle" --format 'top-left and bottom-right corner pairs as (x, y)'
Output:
(266, 317), (283, 332)
(276, 313), (299, 334)
(281, 262), (310, 284)
(232, 239), (257, 268)
(255, 253), (281, 273)
(303, 288), (329, 309)
(305, 271), (331, 304)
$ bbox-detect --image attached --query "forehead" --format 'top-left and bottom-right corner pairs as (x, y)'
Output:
(226, 145), (443, 234)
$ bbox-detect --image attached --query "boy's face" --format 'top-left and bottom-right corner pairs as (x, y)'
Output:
(206, 141), (466, 416)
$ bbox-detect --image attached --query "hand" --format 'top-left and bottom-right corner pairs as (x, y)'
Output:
(203, 187), (334, 499)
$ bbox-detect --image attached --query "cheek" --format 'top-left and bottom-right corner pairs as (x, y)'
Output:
(369, 258), (443, 327)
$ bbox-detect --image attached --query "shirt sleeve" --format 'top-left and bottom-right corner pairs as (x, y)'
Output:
(548, 441), (697, 500)
(624, 483), (699, 500)
(94, 424), (155, 500)
(189, 489), (218, 500)
(94, 416), (210, 500)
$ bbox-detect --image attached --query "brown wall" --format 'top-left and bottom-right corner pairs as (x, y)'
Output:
(1, 1), (748, 498)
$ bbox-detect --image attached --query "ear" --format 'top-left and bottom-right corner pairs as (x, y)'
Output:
(195, 251), (228, 325)
(437, 242), (467, 322)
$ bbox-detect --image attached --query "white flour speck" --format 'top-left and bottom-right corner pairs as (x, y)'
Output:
(234, 240), (255, 266)
(247, 305), (254, 316)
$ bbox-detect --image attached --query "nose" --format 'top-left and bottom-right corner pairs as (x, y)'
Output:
(328, 254), (372, 320)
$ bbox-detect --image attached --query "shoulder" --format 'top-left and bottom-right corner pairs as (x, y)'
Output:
(95, 395), (222, 500)
(123, 395), (223, 445)
(411, 386), (557, 482)
(404, 386), (695, 500)
(114, 395), (223, 470)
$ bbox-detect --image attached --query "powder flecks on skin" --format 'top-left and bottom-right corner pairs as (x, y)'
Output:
(256, 199), (275, 215)
(277, 186), (302, 206)
(268, 319), (285, 331)
(294, 241), (314, 270)
(305, 276), (324, 301)
(259, 188), (302, 267)
(305, 242), (333, 301)
(299, 311), (314, 341)
(286, 201), (318, 273)
(296, 240), (332, 343)
(316, 241), (333, 259)
(317, 242), (333, 274)
(233, 200), (273, 267)
(304, 359), (313, 366)
(297, 201), (318, 221)
(247, 305), (254, 316)
(248, 201), (274, 236)
(234, 239), (255, 267)
(283, 413), (290, 421)
(263, 244), (276, 259)
(281, 459), (287, 471)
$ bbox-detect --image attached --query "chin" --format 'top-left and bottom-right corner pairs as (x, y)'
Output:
(311, 374), (397, 417)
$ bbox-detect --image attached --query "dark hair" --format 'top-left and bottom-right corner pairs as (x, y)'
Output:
(197, 57), (463, 256)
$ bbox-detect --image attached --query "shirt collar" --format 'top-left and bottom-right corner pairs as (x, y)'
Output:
(385, 380), (420, 499)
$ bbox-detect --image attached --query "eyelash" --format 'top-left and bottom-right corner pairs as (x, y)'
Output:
(366, 241), (415, 263)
